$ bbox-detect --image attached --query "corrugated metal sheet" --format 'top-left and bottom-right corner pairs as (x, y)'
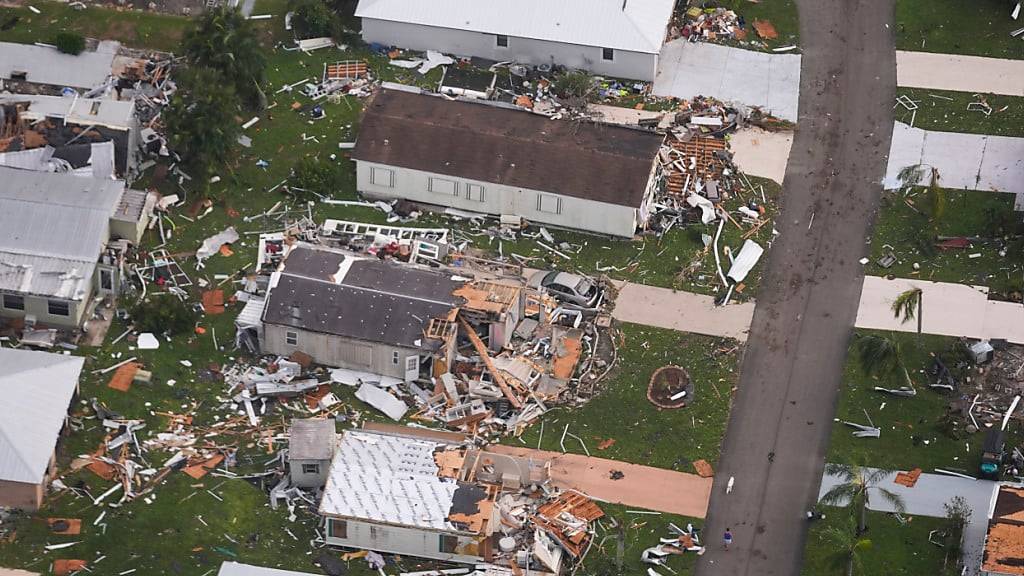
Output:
(0, 167), (125, 299)
(319, 429), (458, 529)
(355, 0), (676, 54)
(0, 93), (134, 129)
(0, 349), (83, 484)
(217, 562), (319, 576)
(0, 41), (117, 89)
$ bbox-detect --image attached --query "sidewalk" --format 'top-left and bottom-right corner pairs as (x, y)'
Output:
(654, 40), (801, 122)
(896, 51), (1024, 96)
(884, 121), (1024, 194)
(610, 281), (754, 341)
(819, 467), (999, 575)
(856, 275), (1024, 344)
(488, 445), (713, 518)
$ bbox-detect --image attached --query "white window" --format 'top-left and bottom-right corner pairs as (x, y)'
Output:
(392, 350), (400, 365)
(466, 183), (486, 202)
(301, 463), (320, 475)
(370, 167), (394, 187)
(536, 194), (562, 214)
(328, 519), (347, 538)
(405, 356), (418, 372)
(496, 34), (509, 48)
(428, 177), (458, 196)
(602, 48), (615, 61)
(285, 331), (298, 346)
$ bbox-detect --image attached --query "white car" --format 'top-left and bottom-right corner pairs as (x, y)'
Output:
(527, 270), (602, 309)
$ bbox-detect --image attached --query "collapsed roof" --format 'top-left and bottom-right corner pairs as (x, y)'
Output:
(262, 245), (465, 350)
(353, 89), (664, 208)
(983, 484), (1024, 575)
(0, 41), (117, 89)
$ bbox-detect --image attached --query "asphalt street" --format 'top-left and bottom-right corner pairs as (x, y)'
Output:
(694, 1), (896, 575)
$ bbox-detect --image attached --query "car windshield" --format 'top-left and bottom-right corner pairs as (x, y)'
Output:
(576, 278), (596, 296)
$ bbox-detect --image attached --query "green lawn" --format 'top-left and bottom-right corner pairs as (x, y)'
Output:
(802, 507), (957, 576)
(895, 0), (1024, 59)
(866, 187), (1024, 299)
(582, 504), (702, 576)
(0, 0), (189, 52)
(827, 330), (1024, 473)
(513, 323), (739, 470)
(895, 88), (1024, 137)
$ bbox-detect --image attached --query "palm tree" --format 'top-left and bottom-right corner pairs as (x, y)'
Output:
(855, 334), (915, 392)
(891, 287), (923, 339)
(820, 464), (906, 535)
(822, 517), (873, 576)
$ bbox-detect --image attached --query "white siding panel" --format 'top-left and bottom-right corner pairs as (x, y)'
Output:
(361, 19), (658, 81)
(324, 519), (485, 564)
(357, 160), (641, 237)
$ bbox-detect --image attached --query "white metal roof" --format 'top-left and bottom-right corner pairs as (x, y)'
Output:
(0, 348), (83, 484)
(217, 562), (319, 576)
(0, 167), (125, 299)
(0, 93), (135, 129)
(0, 41), (118, 89)
(355, 0), (677, 54)
(319, 429), (459, 530)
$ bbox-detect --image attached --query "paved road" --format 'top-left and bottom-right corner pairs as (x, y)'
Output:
(695, 2), (896, 575)
(818, 468), (998, 575)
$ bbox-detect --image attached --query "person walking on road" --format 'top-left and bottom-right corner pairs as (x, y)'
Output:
(724, 528), (733, 550)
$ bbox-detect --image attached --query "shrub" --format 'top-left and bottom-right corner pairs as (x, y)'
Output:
(290, 157), (345, 200)
(53, 32), (86, 55)
(553, 71), (595, 100)
(290, 0), (334, 38)
(129, 297), (196, 336)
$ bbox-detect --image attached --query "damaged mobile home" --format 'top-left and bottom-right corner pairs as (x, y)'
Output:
(355, 0), (677, 82)
(320, 424), (600, 574)
(0, 167), (153, 328)
(353, 88), (664, 238)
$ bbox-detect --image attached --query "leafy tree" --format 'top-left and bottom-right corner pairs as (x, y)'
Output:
(554, 71), (596, 100)
(290, 0), (334, 38)
(855, 334), (915, 392)
(821, 517), (873, 576)
(941, 496), (972, 569)
(53, 32), (85, 55)
(130, 296), (196, 336)
(182, 6), (266, 109)
(891, 286), (923, 340)
(290, 157), (346, 200)
(820, 464), (906, 535)
(164, 67), (241, 187)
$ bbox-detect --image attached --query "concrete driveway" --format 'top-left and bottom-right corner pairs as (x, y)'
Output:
(654, 41), (801, 122)
(885, 122), (1024, 194)
(897, 51), (1024, 96)
(819, 468), (999, 575)
(611, 281), (754, 341)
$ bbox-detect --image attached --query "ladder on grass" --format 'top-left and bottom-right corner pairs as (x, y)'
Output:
(321, 219), (450, 243)
(150, 249), (193, 288)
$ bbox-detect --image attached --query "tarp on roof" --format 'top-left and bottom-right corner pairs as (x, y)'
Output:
(0, 348), (83, 484)
(355, 0), (676, 54)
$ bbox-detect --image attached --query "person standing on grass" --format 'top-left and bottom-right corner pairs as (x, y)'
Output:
(724, 528), (733, 550)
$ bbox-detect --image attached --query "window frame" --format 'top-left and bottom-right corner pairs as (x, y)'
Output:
(285, 330), (298, 346)
(370, 166), (395, 187)
(466, 183), (486, 202)
(301, 463), (320, 475)
(428, 177), (458, 196)
(328, 519), (348, 539)
(439, 534), (458, 554)
(99, 268), (114, 291)
(47, 299), (70, 317)
(2, 293), (25, 311)
(536, 193), (562, 215)
(392, 350), (400, 365)
(602, 47), (615, 61)
(496, 34), (509, 48)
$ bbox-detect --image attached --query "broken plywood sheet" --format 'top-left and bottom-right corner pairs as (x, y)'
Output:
(752, 20), (778, 39)
(552, 336), (582, 380)
(202, 290), (225, 315)
(107, 362), (140, 392)
(354, 383), (408, 421)
(46, 518), (81, 535)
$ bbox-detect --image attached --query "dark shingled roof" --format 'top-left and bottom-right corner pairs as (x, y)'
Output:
(353, 90), (663, 208)
(263, 247), (464, 349)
